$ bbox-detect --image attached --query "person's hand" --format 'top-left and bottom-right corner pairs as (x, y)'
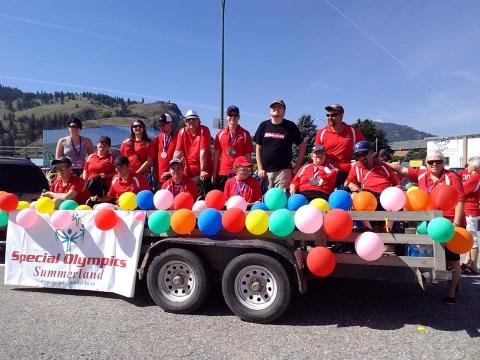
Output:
(257, 169), (266, 179)
(200, 170), (209, 181)
(100, 173), (106, 179)
(289, 185), (296, 194)
(161, 172), (171, 180)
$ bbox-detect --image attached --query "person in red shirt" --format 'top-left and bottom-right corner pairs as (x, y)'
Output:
(42, 157), (90, 207)
(212, 105), (254, 191)
(224, 156), (262, 206)
(120, 119), (155, 177)
(155, 113), (178, 188)
(83, 136), (115, 197)
(456, 167), (471, 181)
(161, 159), (198, 201)
(314, 104), (364, 187)
(290, 145), (338, 201)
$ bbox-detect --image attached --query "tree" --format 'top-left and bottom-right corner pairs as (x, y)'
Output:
(404, 149), (427, 162)
(355, 119), (392, 156)
(296, 114), (317, 155)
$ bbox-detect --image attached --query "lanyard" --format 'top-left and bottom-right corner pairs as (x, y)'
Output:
(228, 130), (237, 146)
(162, 131), (173, 152)
(169, 182), (185, 197)
(70, 136), (82, 157)
(235, 180), (246, 196)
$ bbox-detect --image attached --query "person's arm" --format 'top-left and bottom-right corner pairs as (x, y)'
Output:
(55, 138), (64, 158)
(289, 183), (297, 195)
(44, 189), (77, 201)
(136, 157), (153, 174)
(293, 141), (306, 174)
(345, 166), (361, 192)
(85, 138), (94, 155)
(453, 202), (464, 226)
(199, 149), (209, 181)
(256, 144), (265, 179)
(385, 161), (409, 176)
(212, 149), (220, 183)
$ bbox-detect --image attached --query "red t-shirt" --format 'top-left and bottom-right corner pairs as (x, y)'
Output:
(463, 172), (480, 217)
(50, 175), (90, 204)
(457, 169), (470, 181)
(161, 177), (198, 201)
(291, 162), (337, 194)
(175, 125), (212, 177)
(314, 123), (364, 172)
(214, 126), (254, 175)
(84, 153), (115, 186)
(224, 176), (262, 204)
(155, 130), (178, 179)
(107, 173), (150, 200)
(120, 138), (155, 174)
(347, 161), (400, 194)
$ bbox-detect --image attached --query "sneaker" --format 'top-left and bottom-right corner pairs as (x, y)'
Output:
(444, 296), (456, 305)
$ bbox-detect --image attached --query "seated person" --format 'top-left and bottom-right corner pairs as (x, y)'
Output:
(224, 156), (262, 206)
(42, 157), (90, 207)
(83, 136), (115, 198)
(161, 159), (198, 200)
(289, 145), (338, 201)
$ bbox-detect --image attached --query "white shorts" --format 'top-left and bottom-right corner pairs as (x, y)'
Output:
(465, 215), (479, 248)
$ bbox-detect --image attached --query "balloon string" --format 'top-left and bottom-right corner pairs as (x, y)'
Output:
(384, 217), (389, 233)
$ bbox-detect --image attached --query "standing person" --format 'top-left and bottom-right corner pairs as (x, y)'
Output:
(173, 110), (212, 195)
(253, 99), (306, 190)
(83, 136), (115, 198)
(161, 159), (198, 201)
(212, 105), (254, 191)
(224, 156), (262, 206)
(314, 104), (364, 188)
(155, 113), (178, 189)
(55, 117), (94, 175)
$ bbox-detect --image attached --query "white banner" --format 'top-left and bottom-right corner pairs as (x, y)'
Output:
(4, 211), (144, 298)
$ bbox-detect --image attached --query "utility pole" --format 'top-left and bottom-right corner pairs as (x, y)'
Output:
(220, 0), (225, 128)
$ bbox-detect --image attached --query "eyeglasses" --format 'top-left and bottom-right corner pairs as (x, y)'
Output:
(236, 167), (250, 172)
(68, 124), (79, 129)
(55, 166), (68, 171)
(227, 113), (239, 118)
(355, 151), (369, 158)
(326, 113), (340, 118)
(427, 160), (443, 165)
(132, 125), (144, 129)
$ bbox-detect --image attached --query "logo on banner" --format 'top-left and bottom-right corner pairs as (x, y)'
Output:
(55, 212), (86, 252)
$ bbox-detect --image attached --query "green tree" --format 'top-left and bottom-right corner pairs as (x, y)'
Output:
(355, 119), (392, 155)
(404, 149), (427, 162)
(296, 114), (317, 155)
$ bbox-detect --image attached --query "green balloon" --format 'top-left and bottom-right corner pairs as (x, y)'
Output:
(148, 210), (171, 234)
(416, 221), (428, 235)
(59, 199), (78, 210)
(427, 217), (454, 243)
(0, 210), (8, 227)
(264, 188), (287, 210)
(269, 209), (295, 237)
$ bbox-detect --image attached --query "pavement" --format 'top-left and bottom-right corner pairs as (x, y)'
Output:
(1, 266), (479, 360)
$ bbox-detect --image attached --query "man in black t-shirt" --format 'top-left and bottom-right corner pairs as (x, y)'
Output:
(253, 99), (306, 190)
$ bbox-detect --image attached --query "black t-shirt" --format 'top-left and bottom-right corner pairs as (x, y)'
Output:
(253, 119), (303, 172)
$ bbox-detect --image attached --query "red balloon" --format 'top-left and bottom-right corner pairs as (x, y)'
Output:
(94, 208), (118, 231)
(222, 208), (246, 233)
(431, 184), (459, 211)
(173, 192), (194, 210)
(205, 190), (226, 210)
(323, 209), (353, 240)
(306, 246), (336, 277)
(0, 193), (19, 212)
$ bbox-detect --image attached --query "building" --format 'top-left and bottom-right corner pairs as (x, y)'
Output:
(426, 133), (480, 169)
(390, 140), (427, 158)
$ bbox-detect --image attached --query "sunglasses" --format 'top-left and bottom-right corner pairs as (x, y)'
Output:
(427, 160), (443, 165)
(227, 113), (239, 118)
(68, 124), (79, 129)
(185, 117), (197, 122)
(132, 124), (144, 129)
(326, 113), (340, 118)
(355, 151), (369, 158)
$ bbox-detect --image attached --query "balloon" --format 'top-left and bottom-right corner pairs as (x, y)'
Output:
(0, 193), (18, 212)
(170, 209), (196, 234)
(355, 232), (384, 261)
(59, 199), (78, 210)
(198, 208), (223, 236)
(287, 194), (309, 211)
(222, 208), (246, 233)
(328, 190), (352, 211)
(205, 190), (226, 210)
(264, 188), (287, 210)
(134, 211), (146, 222)
(380, 187), (405, 211)
(94, 208), (118, 231)
(50, 210), (72, 230)
(16, 208), (38, 228)
(93, 203), (115, 210)
(323, 209), (353, 240)
(75, 205), (93, 211)
(406, 189), (430, 211)
(173, 192), (194, 210)
(16, 201), (30, 210)
(35, 197), (55, 214)
(148, 210), (171, 234)
(294, 205), (323, 234)
(310, 198), (330, 211)
(427, 217), (454, 243)
(136, 190), (155, 210)
(352, 191), (377, 211)
(153, 189), (174, 210)
(431, 184), (458, 211)
(0, 210), (8, 227)
(226, 195), (248, 212)
(306, 246), (336, 277)
(118, 192), (137, 211)
(29, 201), (37, 209)
(192, 200), (207, 212)
(251, 202), (269, 211)
(269, 209), (295, 237)
(446, 227), (474, 254)
(406, 186), (418, 194)
(245, 209), (269, 235)
(416, 221), (429, 234)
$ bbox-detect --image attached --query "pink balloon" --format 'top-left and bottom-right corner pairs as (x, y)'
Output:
(94, 203), (115, 210)
(294, 205), (323, 234)
(134, 211), (146, 222)
(355, 232), (384, 261)
(380, 187), (406, 211)
(51, 210), (72, 230)
(192, 200), (207, 212)
(226, 195), (247, 212)
(154, 190), (174, 210)
(16, 208), (38, 228)
(29, 201), (37, 209)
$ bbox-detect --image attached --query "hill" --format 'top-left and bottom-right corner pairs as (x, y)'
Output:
(373, 121), (435, 142)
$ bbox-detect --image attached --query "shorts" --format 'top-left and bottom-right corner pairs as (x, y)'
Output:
(445, 247), (460, 261)
(466, 215), (479, 248)
(267, 169), (292, 190)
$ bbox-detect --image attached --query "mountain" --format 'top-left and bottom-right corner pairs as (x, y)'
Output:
(373, 121), (435, 142)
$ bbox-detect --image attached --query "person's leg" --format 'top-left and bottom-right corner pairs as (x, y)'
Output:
(274, 169), (292, 191)
(445, 248), (461, 302)
(335, 171), (348, 189)
(266, 171), (277, 189)
(465, 215), (479, 272)
(215, 175), (229, 191)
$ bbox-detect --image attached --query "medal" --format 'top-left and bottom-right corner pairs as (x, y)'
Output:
(160, 151), (168, 159)
(227, 147), (236, 156)
(308, 177), (319, 186)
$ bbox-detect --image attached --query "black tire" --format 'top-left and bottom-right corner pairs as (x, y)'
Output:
(222, 253), (291, 323)
(146, 248), (209, 314)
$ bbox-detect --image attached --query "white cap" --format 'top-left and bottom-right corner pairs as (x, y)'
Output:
(157, 113), (172, 124)
(184, 109), (200, 120)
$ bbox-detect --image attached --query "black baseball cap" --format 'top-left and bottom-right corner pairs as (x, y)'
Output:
(169, 159), (183, 168)
(158, 113), (173, 125)
(114, 156), (130, 167)
(312, 145), (326, 153)
(51, 157), (72, 168)
(226, 105), (240, 115)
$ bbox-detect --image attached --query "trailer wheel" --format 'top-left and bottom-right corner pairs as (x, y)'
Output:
(147, 248), (208, 314)
(222, 253), (291, 323)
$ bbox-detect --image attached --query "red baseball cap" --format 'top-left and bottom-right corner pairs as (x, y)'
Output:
(233, 156), (252, 168)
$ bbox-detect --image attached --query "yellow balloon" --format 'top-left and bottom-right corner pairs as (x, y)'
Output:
(17, 201), (30, 210)
(245, 210), (269, 235)
(406, 186), (419, 194)
(310, 198), (330, 211)
(35, 197), (55, 214)
(118, 192), (137, 211)
(75, 205), (93, 211)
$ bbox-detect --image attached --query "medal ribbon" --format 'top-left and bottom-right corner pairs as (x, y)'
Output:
(162, 131), (173, 152)
(235, 180), (246, 196)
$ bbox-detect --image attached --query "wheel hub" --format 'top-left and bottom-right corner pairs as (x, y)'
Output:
(158, 260), (195, 302)
(251, 280), (263, 293)
(173, 275), (185, 286)
(234, 265), (277, 310)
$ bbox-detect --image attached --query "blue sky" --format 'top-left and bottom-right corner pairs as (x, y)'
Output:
(1, 0), (479, 137)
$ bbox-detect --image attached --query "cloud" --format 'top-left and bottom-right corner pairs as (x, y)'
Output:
(442, 69), (480, 83)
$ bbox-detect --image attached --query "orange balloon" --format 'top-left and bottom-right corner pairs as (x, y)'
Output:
(446, 227), (474, 254)
(352, 191), (377, 211)
(406, 189), (430, 211)
(170, 209), (196, 235)
(403, 191), (413, 211)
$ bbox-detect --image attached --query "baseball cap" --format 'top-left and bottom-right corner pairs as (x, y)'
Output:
(325, 104), (344, 113)
(158, 113), (173, 125)
(114, 156), (130, 167)
(270, 99), (286, 109)
(184, 110), (200, 120)
(169, 159), (183, 167)
(233, 156), (252, 168)
(51, 157), (72, 168)
(312, 144), (326, 153)
(226, 105), (240, 115)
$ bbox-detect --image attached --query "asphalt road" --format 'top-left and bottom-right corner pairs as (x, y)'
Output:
(0, 267), (479, 360)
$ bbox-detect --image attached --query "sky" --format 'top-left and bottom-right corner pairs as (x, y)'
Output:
(1, 0), (479, 137)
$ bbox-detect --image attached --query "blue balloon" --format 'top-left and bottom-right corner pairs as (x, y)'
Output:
(287, 194), (308, 211)
(251, 202), (269, 211)
(328, 190), (352, 211)
(198, 208), (222, 236)
(136, 190), (154, 210)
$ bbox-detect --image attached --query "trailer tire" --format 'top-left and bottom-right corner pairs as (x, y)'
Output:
(222, 253), (291, 323)
(147, 248), (208, 314)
